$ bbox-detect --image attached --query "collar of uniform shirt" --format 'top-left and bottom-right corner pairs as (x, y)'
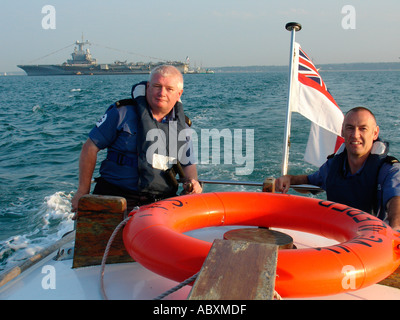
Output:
(152, 107), (176, 123)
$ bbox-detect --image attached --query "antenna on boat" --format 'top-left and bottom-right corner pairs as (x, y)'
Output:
(281, 22), (302, 176)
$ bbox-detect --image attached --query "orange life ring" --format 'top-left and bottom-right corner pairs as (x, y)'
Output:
(122, 192), (400, 298)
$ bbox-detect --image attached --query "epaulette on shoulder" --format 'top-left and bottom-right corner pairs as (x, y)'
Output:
(115, 99), (135, 108)
(185, 115), (192, 127)
(385, 156), (399, 165)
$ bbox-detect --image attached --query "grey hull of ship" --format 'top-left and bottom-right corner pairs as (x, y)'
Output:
(17, 64), (155, 76)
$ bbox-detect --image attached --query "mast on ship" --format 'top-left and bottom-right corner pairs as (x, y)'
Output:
(68, 35), (96, 65)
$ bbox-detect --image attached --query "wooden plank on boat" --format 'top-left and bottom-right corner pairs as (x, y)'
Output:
(72, 194), (134, 268)
(188, 239), (278, 300)
(379, 266), (400, 289)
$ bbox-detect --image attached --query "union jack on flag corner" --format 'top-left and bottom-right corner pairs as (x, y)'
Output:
(298, 47), (335, 104)
(289, 43), (344, 167)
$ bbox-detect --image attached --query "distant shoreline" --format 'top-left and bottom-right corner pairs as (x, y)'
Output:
(211, 62), (400, 73)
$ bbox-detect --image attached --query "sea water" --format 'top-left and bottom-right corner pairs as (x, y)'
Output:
(0, 71), (399, 271)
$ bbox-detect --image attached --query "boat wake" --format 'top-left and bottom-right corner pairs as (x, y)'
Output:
(0, 191), (75, 272)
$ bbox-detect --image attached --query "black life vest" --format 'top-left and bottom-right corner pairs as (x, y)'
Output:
(326, 140), (390, 215)
(132, 81), (188, 197)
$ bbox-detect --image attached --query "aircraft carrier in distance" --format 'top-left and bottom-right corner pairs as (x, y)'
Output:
(18, 38), (189, 76)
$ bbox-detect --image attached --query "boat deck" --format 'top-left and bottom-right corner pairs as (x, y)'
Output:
(1, 227), (400, 300)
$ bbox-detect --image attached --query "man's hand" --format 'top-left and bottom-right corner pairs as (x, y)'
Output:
(182, 179), (203, 194)
(274, 175), (309, 194)
(182, 164), (202, 194)
(275, 176), (292, 194)
(71, 190), (87, 214)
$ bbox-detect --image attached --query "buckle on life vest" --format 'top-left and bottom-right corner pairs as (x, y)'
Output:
(165, 162), (193, 194)
(116, 153), (124, 166)
(107, 150), (136, 167)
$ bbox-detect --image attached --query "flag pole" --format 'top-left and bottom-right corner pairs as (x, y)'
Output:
(281, 22), (302, 175)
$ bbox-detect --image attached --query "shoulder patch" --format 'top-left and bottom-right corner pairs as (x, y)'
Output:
(96, 114), (107, 127)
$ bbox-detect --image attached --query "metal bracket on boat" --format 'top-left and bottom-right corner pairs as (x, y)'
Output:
(54, 231), (75, 261)
(54, 246), (74, 261)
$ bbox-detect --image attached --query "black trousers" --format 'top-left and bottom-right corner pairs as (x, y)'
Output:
(93, 177), (173, 213)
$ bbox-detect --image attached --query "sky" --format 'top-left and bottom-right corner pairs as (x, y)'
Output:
(1, 0), (399, 72)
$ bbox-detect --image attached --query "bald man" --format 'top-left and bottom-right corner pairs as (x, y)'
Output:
(275, 107), (400, 230)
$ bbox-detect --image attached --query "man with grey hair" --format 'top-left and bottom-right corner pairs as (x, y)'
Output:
(72, 65), (202, 213)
